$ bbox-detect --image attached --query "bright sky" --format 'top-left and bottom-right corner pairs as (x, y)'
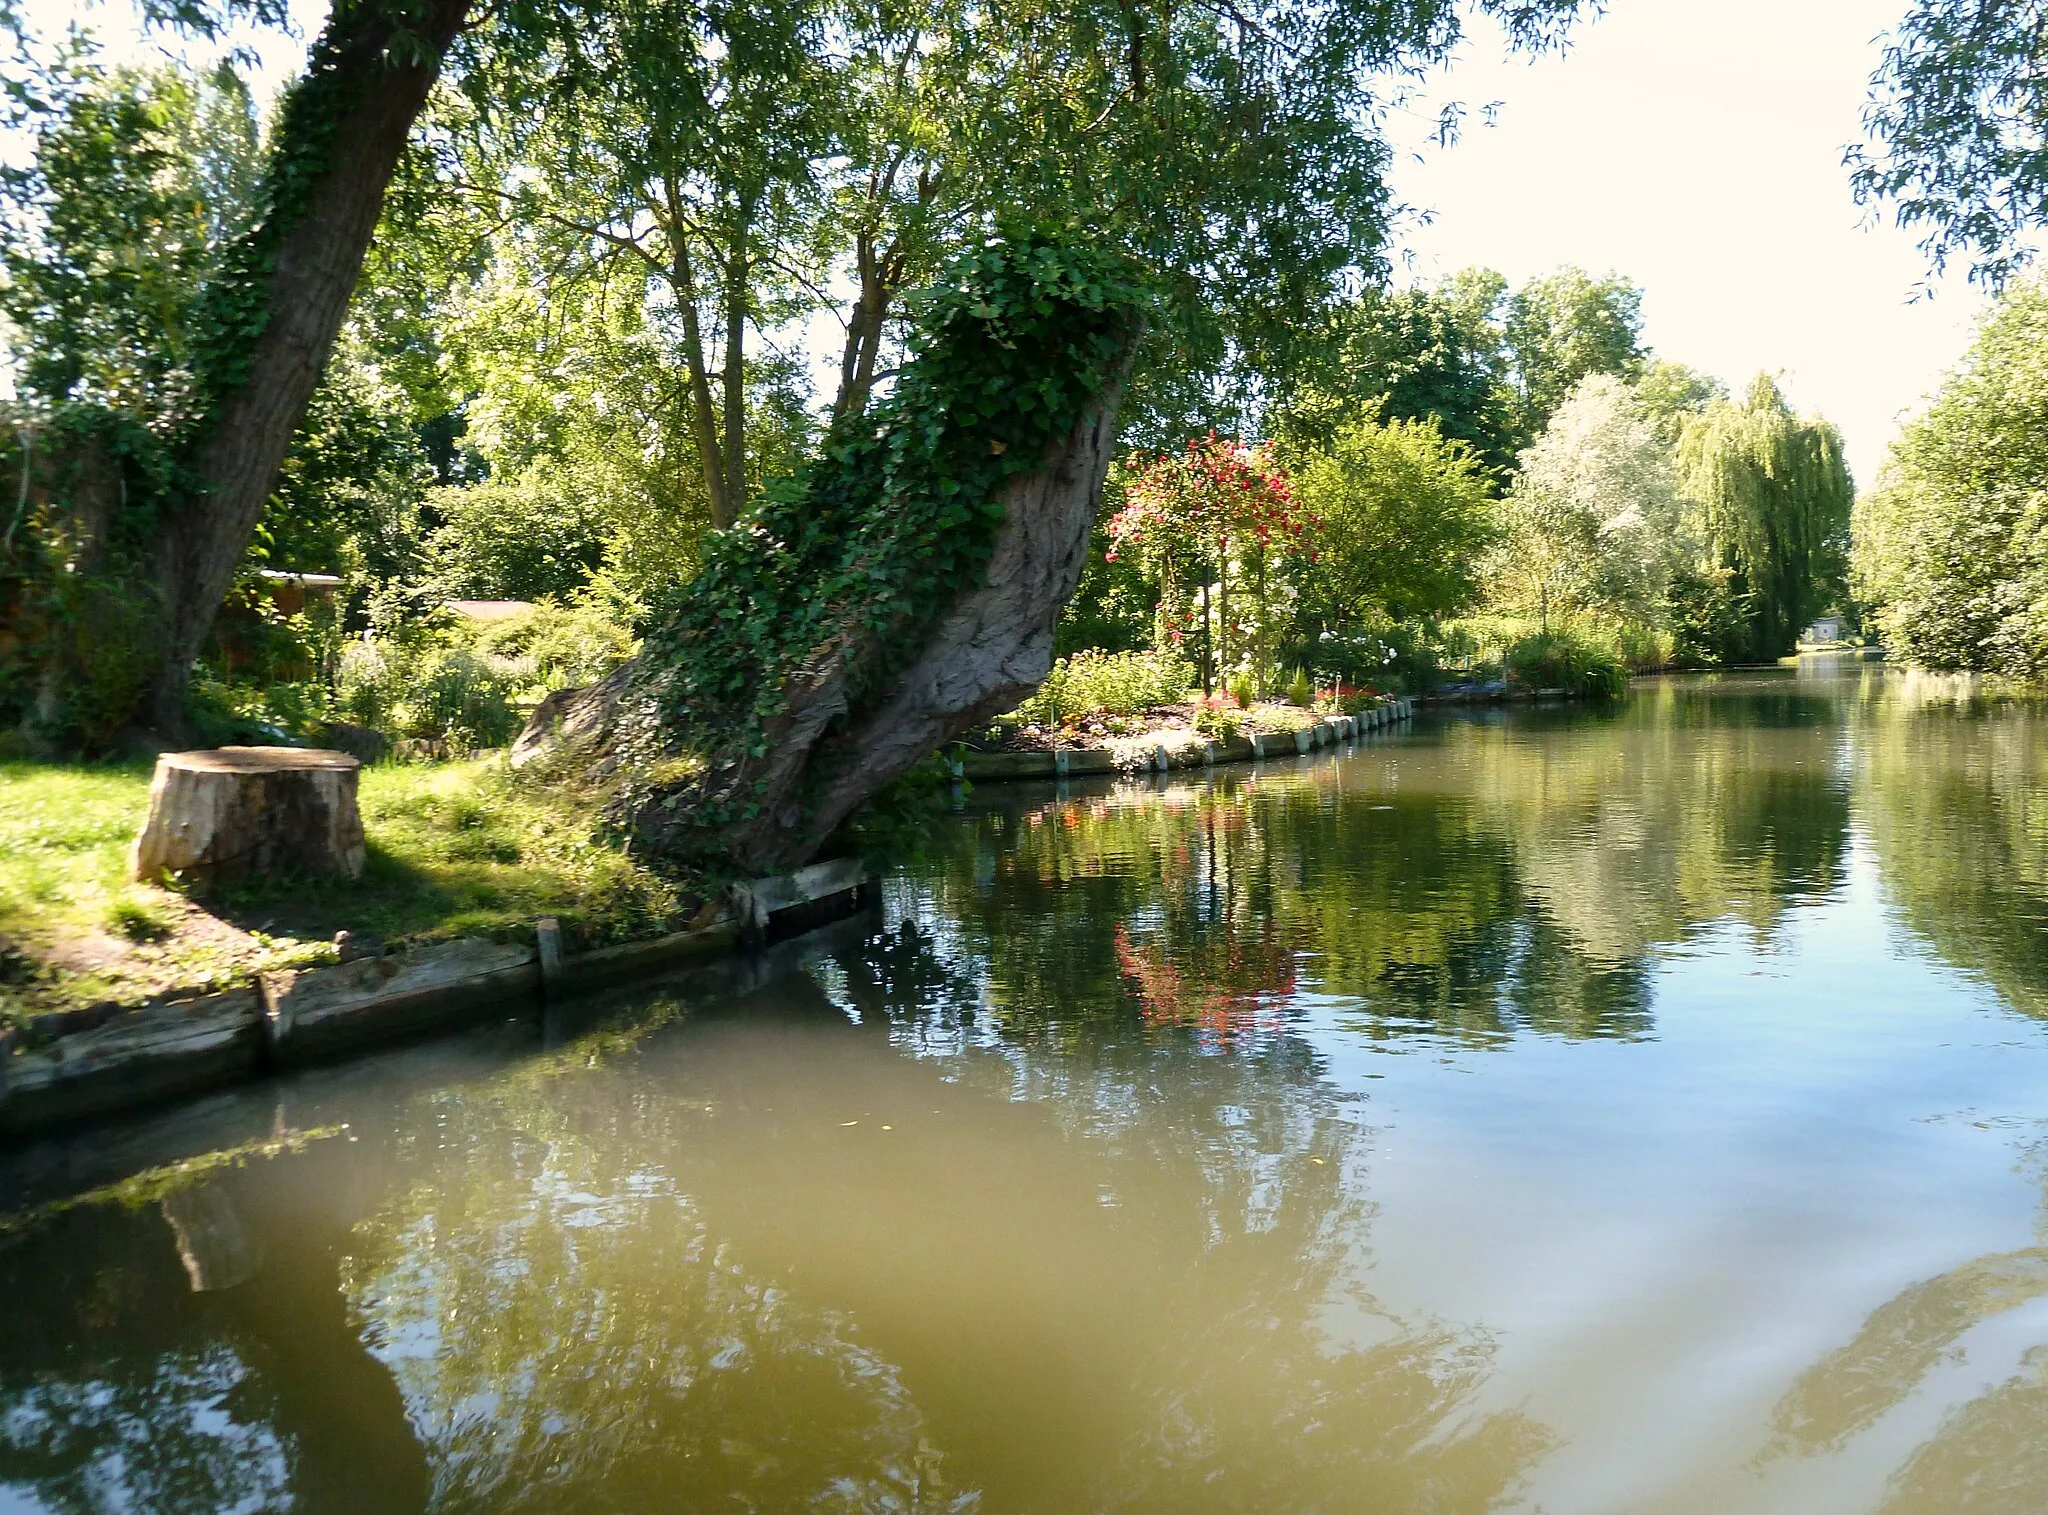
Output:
(1381, 0), (1989, 486)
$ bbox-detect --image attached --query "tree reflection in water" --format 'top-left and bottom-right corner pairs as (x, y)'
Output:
(913, 689), (1852, 1054)
(330, 935), (1548, 1513)
(23, 668), (2048, 1511)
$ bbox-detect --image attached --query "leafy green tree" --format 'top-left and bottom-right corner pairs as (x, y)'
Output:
(1633, 359), (1726, 444)
(1286, 276), (1518, 479)
(0, 62), (258, 429)
(1504, 267), (1646, 442)
(1491, 373), (1680, 631)
(1677, 374), (1853, 661)
(1852, 275), (2048, 673)
(1286, 416), (1498, 631)
(0, 0), (476, 744)
(422, 479), (609, 601)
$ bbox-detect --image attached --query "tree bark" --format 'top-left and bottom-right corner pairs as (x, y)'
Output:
(515, 358), (1133, 876)
(670, 225), (734, 530)
(143, 0), (474, 737)
(132, 746), (365, 891)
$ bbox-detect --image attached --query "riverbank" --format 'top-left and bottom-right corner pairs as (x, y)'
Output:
(0, 757), (708, 1026)
(0, 744), (922, 1136)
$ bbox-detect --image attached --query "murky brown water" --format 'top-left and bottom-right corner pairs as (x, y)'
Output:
(6, 660), (2048, 1513)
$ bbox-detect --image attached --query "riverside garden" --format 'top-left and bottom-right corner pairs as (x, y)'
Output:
(9, 0), (2048, 1510)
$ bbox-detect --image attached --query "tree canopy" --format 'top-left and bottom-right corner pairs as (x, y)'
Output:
(1854, 0), (2048, 286)
(1853, 275), (2048, 674)
(1677, 375), (1853, 661)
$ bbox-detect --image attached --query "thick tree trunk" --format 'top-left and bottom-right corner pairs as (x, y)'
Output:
(143, 0), (474, 737)
(516, 366), (1131, 875)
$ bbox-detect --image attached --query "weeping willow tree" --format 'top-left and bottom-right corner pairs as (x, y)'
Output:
(1676, 376), (1853, 661)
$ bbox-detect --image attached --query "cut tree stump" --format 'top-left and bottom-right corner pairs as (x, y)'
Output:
(132, 746), (365, 889)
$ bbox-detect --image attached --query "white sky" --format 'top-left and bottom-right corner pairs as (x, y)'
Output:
(1380, 0), (1989, 486)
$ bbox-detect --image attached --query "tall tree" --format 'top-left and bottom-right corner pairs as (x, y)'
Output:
(1286, 415), (1498, 629)
(1492, 373), (1680, 632)
(1504, 266), (1646, 443)
(1852, 274), (2048, 674)
(1, 0), (476, 744)
(1677, 375), (1853, 661)
(1284, 275), (1517, 479)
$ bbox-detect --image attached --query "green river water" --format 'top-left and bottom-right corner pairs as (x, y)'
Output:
(5, 660), (2048, 1513)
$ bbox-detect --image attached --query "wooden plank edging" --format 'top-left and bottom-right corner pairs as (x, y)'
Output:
(1, 861), (872, 1139)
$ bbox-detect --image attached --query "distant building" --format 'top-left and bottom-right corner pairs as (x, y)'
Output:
(1802, 616), (1844, 645)
(256, 569), (342, 618)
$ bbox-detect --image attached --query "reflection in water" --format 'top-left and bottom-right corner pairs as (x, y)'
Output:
(9, 666), (2048, 1511)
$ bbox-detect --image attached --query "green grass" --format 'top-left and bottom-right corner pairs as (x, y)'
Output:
(0, 758), (702, 1024)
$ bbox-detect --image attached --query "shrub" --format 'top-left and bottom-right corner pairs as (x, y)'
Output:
(1192, 700), (1246, 740)
(1007, 649), (1195, 726)
(423, 477), (610, 601)
(1286, 666), (1314, 707)
(337, 640), (521, 753)
(1229, 671), (1255, 709)
(1503, 629), (1630, 700)
(1609, 621), (1674, 672)
(472, 600), (639, 693)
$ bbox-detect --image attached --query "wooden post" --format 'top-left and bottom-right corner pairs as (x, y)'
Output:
(132, 747), (364, 890)
(536, 917), (564, 991)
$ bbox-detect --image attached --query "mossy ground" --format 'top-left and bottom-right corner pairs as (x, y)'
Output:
(0, 757), (704, 1024)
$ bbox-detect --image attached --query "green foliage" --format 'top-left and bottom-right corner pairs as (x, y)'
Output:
(1491, 373), (1681, 630)
(1229, 671), (1255, 709)
(338, 641), (522, 753)
(1287, 414), (1498, 628)
(1285, 275), (1519, 478)
(1286, 666), (1314, 707)
(1667, 563), (1754, 668)
(1007, 650), (1196, 727)
(0, 62), (258, 425)
(1853, 275), (2048, 674)
(1503, 628), (1628, 700)
(1677, 374), (1852, 661)
(1284, 264), (1645, 482)
(424, 478), (610, 602)
(1055, 524), (1157, 657)
(629, 235), (1143, 788)
(1504, 268), (1645, 441)
(1852, 0), (2048, 286)
(336, 597), (639, 749)
(265, 323), (442, 586)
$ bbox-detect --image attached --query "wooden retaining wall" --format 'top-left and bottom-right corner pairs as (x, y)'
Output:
(0, 861), (872, 1139)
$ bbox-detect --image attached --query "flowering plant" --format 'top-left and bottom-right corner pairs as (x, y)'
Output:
(1106, 433), (1311, 694)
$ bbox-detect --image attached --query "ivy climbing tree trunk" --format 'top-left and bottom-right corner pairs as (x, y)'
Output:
(511, 237), (1144, 877)
(142, 0), (475, 739)
(519, 367), (1129, 874)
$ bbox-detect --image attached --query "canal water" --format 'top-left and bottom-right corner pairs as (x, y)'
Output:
(5, 662), (2048, 1514)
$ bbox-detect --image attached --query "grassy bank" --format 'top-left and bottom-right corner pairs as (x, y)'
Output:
(0, 758), (700, 1023)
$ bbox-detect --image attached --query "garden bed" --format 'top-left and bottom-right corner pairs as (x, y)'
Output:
(960, 698), (1412, 781)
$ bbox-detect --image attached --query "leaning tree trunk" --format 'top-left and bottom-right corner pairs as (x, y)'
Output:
(141, 0), (474, 739)
(516, 371), (1128, 877)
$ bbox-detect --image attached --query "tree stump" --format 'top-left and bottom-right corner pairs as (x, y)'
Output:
(132, 747), (366, 890)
